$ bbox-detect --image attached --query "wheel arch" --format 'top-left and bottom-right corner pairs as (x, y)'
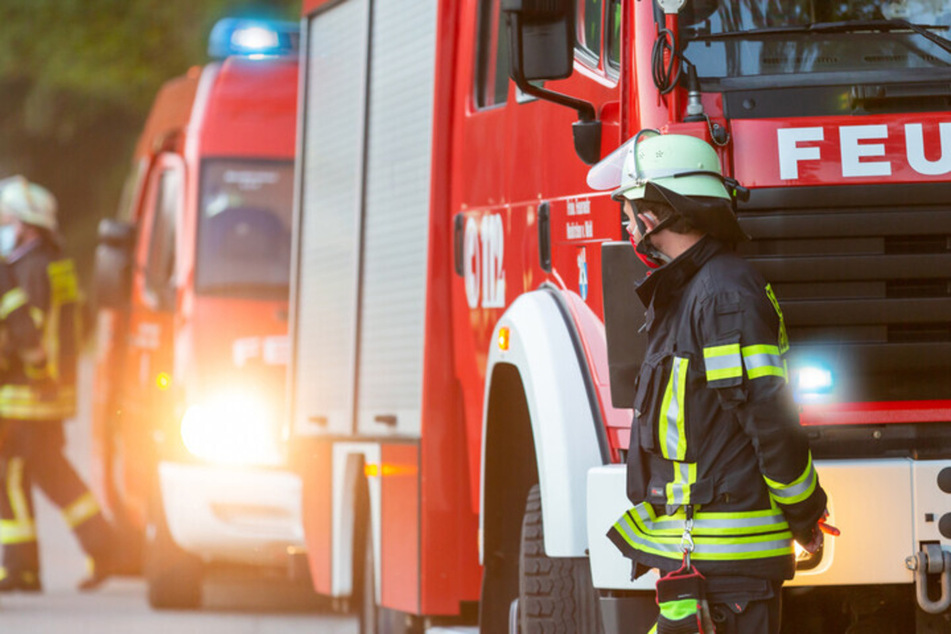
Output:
(480, 286), (609, 564)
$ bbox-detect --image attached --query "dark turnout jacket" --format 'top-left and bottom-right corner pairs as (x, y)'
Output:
(608, 236), (827, 581)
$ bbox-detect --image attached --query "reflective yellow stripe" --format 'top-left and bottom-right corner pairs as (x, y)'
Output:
(665, 461), (697, 508)
(62, 491), (100, 529)
(0, 519), (37, 544)
(0, 385), (77, 420)
(0, 286), (28, 319)
(611, 504), (794, 562)
(741, 344), (787, 381)
(765, 283), (789, 354)
(1, 458), (36, 545)
(703, 343), (742, 384)
(28, 306), (43, 328)
(764, 452), (819, 505)
(658, 357), (689, 461)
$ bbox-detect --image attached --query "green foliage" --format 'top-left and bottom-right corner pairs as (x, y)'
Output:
(0, 0), (299, 282)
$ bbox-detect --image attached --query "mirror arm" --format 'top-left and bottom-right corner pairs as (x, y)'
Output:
(509, 14), (596, 122)
(508, 14), (602, 164)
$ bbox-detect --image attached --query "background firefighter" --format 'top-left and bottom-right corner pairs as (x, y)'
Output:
(589, 132), (832, 634)
(0, 177), (115, 592)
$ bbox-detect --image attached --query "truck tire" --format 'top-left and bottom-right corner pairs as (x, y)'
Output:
(144, 487), (203, 610)
(355, 487), (422, 634)
(519, 485), (603, 633)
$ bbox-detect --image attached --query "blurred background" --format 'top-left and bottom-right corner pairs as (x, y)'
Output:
(0, 0), (298, 287)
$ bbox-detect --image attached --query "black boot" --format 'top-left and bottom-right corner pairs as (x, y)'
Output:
(0, 567), (42, 592)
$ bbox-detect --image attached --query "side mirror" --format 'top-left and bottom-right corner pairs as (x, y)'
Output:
(501, 0), (574, 81)
(502, 0), (602, 165)
(94, 218), (135, 310)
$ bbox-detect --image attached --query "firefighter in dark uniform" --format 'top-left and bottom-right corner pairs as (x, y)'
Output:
(0, 177), (115, 592)
(588, 132), (832, 633)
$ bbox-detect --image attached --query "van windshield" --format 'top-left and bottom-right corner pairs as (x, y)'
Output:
(196, 159), (294, 299)
(681, 1), (951, 81)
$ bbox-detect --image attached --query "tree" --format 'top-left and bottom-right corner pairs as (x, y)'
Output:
(0, 0), (298, 283)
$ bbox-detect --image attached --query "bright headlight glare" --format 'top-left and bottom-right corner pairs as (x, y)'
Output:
(180, 392), (282, 466)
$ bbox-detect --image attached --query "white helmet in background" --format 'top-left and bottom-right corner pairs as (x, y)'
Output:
(0, 176), (58, 232)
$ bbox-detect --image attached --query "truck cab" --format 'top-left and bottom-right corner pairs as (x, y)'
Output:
(92, 18), (303, 609)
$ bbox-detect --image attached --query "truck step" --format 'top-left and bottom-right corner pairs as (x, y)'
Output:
(426, 628), (478, 634)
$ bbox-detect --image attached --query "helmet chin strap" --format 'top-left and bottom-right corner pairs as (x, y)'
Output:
(633, 213), (675, 268)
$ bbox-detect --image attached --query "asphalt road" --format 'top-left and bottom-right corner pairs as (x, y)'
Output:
(0, 355), (359, 634)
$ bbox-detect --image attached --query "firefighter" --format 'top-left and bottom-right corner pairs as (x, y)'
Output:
(589, 132), (831, 634)
(0, 177), (115, 592)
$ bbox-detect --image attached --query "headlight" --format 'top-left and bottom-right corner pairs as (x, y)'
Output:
(180, 391), (282, 467)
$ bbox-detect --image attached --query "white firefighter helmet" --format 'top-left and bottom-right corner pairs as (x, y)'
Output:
(587, 130), (732, 201)
(587, 131), (749, 243)
(0, 176), (58, 231)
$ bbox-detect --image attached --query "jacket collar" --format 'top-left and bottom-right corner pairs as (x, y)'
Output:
(635, 235), (726, 310)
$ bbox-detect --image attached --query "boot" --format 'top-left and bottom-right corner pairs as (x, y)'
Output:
(0, 567), (41, 592)
(77, 555), (114, 592)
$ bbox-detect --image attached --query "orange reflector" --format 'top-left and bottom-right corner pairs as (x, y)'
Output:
(364, 463), (418, 478)
(156, 372), (171, 391)
(498, 327), (510, 351)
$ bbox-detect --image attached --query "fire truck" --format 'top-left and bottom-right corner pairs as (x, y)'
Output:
(93, 18), (303, 609)
(289, 0), (951, 631)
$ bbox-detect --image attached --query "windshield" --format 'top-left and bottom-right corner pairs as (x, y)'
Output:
(681, 1), (951, 80)
(196, 159), (294, 298)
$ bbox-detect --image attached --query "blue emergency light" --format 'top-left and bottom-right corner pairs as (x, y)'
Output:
(792, 362), (836, 404)
(208, 18), (299, 59)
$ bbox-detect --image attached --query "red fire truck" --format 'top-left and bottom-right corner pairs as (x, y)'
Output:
(289, 1), (951, 632)
(93, 18), (303, 609)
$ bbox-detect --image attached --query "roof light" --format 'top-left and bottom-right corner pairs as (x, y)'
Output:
(208, 18), (299, 59)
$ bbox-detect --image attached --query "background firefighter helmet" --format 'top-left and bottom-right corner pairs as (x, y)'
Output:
(588, 132), (749, 244)
(0, 176), (58, 232)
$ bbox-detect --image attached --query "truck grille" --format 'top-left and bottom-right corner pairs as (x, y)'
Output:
(737, 183), (951, 403)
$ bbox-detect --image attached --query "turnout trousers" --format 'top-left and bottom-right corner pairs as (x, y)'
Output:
(0, 419), (111, 581)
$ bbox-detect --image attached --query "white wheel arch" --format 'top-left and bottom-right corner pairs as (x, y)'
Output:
(480, 288), (607, 559)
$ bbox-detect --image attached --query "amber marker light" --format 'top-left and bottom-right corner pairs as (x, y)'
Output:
(498, 326), (510, 351)
(156, 372), (171, 391)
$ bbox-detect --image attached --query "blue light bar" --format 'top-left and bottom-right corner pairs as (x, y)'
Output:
(208, 18), (299, 59)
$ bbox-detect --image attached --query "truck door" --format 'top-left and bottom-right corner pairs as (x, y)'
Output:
(121, 154), (183, 522)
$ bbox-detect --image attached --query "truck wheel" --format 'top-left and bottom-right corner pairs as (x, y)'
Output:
(355, 494), (422, 634)
(519, 485), (603, 634)
(144, 489), (203, 609)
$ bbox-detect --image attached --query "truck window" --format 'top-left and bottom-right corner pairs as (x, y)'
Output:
(145, 168), (179, 296)
(475, 0), (510, 107)
(607, 0), (621, 70)
(195, 159), (294, 299)
(579, 0), (603, 63)
(681, 0), (951, 82)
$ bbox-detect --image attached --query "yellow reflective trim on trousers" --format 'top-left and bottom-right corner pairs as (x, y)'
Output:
(62, 491), (100, 529)
(1, 458), (36, 545)
(764, 452), (819, 505)
(7, 458), (30, 527)
(0, 286), (28, 319)
(658, 357), (689, 461)
(0, 519), (36, 544)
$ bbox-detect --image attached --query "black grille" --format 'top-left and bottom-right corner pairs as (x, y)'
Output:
(737, 183), (951, 402)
